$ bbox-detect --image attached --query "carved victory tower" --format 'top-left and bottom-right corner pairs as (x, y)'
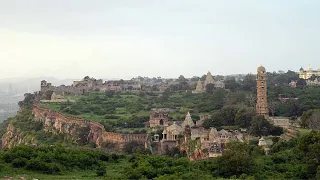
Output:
(256, 66), (268, 116)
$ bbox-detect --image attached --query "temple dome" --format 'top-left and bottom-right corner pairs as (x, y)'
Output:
(257, 66), (266, 72)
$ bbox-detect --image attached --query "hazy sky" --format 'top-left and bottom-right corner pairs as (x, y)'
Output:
(1, 0), (320, 80)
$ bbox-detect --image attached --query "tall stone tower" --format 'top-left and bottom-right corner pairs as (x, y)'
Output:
(256, 66), (268, 116)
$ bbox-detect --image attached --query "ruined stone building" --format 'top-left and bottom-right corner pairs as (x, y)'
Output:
(40, 77), (104, 100)
(40, 80), (83, 100)
(162, 122), (184, 141)
(193, 71), (225, 93)
(160, 112), (244, 159)
(148, 112), (169, 127)
(100, 81), (122, 92)
(121, 83), (142, 92)
(256, 66), (268, 116)
(100, 81), (142, 92)
(73, 77), (103, 88)
(306, 78), (320, 86)
(289, 80), (297, 88)
(40, 77), (143, 100)
(195, 114), (212, 127)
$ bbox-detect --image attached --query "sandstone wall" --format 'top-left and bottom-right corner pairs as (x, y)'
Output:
(41, 86), (84, 96)
(32, 106), (147, 148)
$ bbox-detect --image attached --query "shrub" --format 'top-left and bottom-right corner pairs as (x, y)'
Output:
(26, 158), (46, 172)
(99, 154), (110, 162)
(101, 142), (117, 149)
(88, 142), (97, 148)
(96, 166), (106, 176)
(124, 141), (143, 153)
(46, 163), (62, 174)
(12, 157), (27, 168)
(2, 152), (18, 163)
(104, 115), (120, 119)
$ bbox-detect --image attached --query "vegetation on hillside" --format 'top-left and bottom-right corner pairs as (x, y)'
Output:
(1, 71), (320, 179)
(39, 83), (320, 133)
(1, 131), (319, 179)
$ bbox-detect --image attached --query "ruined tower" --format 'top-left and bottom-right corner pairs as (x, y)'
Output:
(40, 80), (48, 92)
(256, 66), (268, 116)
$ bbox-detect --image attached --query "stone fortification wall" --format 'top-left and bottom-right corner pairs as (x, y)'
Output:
(41, 86), (84, 96)
(32, 106), (147, 148)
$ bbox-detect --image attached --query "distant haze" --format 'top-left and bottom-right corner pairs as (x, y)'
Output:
(1, 0), (320, 80)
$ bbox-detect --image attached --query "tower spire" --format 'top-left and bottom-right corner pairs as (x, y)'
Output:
(256, 66), (268, 117)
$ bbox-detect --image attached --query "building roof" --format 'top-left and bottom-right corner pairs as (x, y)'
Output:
(164, 122), (183, 133)
(257, 65), (266, 72)
(181, 112), (195, 127)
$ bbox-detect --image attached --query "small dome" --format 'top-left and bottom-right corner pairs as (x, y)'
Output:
(299, 67), (304, 71)
(257, 66), (266, 72)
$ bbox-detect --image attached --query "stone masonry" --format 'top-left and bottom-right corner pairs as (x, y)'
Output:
(32, 106), (147, 148)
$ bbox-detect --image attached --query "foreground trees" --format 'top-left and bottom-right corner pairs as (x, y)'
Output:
(0, 131), (320, 179)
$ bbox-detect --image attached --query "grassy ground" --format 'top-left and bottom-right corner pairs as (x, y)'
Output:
(294, 128), (312, 135)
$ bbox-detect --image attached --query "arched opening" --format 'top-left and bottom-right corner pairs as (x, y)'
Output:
(159, 119), (164, 126)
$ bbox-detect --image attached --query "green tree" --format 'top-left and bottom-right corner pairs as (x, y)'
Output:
(241, 74), (256, 92)
(249, 115), (283, 136)
(205, 84), (215, 93)
(235, 108), (255, 128)
(190, 76), (200, 81)
(214, 142), (253, 177)
(178, 75), (187, 82)
(124, 141), (143, 153)
(296, 78), (306, 87)
(300, 110), (313, 128)
(224, 77), (241, 92)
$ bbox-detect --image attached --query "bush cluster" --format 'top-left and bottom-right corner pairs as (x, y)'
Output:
(0, 145), (123, 175)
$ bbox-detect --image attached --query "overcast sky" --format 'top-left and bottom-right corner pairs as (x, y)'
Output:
(1, 0), (320, 80)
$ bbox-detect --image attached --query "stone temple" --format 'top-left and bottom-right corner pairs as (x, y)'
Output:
(193, 71), (225, 93)
(256, 66), (268, 116)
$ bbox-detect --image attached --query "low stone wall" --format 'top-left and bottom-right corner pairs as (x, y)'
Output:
(269, 117), (291, 129)
(32, 105), (147, 148)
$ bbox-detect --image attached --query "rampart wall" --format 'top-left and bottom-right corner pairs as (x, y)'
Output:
(32, 106), (147, 148)
(41, 86), (84, 96)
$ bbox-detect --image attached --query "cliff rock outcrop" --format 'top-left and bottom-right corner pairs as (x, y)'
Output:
(32, 106), (147, 148)
(2, 123), (37, 149)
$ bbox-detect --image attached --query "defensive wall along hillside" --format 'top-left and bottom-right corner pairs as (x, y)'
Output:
(32, 105), (147, 148)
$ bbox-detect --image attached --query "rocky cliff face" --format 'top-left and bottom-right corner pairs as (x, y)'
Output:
(32, 106), (147, 148)
(1, 105), (148, 149)
(2, 123), (36, 149)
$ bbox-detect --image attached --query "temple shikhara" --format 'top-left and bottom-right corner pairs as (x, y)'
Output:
(193, 71), (225, 93)
(256, 65), (268, 116)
